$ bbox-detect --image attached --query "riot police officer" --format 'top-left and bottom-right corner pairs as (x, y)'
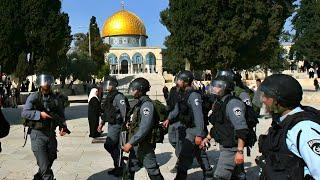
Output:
(21, 74), (69, 180)
(216, 70), (253, 107)
(97, 76), (129, 177)
(165, 77), (185, 173)
(122, 77), (164, 180)
(204, 76), (248, 180)
(163, 70), (214, 180)
(258, 74), (320, 180)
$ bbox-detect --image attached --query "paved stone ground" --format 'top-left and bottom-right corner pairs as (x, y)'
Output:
(1, 101), (319, 180)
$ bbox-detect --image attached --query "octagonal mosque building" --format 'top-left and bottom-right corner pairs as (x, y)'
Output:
(102, 9), (163, 75)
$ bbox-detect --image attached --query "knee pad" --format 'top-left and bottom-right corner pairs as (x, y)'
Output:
(104, 137), (116, 152)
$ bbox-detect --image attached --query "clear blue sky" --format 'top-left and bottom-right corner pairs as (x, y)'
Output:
(62, 0), (294, 47)
(61, 0), (170, 47)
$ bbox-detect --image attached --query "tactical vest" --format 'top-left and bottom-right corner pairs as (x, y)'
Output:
(259, 107), (320, 180)
(128, 96), (160, 145)
(177, 90), (196, 128)
(102, 91), (128, 124)
(209, 95), (238, 148)
(23, 92), (61, 134)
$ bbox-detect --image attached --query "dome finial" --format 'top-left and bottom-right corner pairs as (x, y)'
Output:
(121, 1), (125, 10)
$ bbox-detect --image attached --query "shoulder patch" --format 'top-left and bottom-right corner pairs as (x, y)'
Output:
(243, 99), (251, 106)
(143, 107), (150, 116)
(307, 139), (320, 156)
(194, 98), (200, 106)
(120, 99), (125, 105)
(233, 107), (242, 117)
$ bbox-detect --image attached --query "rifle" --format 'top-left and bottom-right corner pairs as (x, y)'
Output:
(46, 111), (71, 134)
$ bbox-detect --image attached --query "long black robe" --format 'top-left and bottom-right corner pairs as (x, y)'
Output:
(88, 97), (101, 138)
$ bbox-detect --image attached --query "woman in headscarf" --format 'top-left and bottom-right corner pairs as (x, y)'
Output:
(88, 88), (101, 138)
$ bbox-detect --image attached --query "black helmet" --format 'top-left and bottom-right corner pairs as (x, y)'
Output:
(215, 69), (235, 82)
(260, 74), (302, 108)
(177, 70), (194, 85)
(210, 76), (235, 93)
(36, 74), (54, 87)
(103, 76), (118, 91)
(129, 77), (150, 94)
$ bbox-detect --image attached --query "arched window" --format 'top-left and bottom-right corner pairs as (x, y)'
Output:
(132, 52), (143, 74)
(146, 52), (156, 73)
(132, 52), (143, 64)
(119, 53), (131, 74)
(119, 53), (131, 63)
(108, 53), (118, 65)
(146, 52), (156, 65)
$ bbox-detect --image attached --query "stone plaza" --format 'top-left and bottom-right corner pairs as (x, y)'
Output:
(1, 86), (319, 180)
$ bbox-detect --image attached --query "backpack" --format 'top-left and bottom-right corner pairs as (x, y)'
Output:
(101, 91), (130, 124)
(150, 99), (168, 143)
(138, 99), (167, 144)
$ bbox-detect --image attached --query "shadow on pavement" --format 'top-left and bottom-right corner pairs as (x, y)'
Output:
(156, 152), (172, 166)
(88, 168), (121, 180)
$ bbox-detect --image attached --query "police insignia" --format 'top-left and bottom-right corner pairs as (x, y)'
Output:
(195, 99), (199, 106)
(143, 108), (150, 116)
(244, 99), (251, 106)
(120, 100), (125, 105)
(233, 107), (242, 117)
(307, 139), (320, 156)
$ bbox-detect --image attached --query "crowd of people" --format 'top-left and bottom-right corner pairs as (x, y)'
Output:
(1, 70), (319, 180)
(0, 76), (37, 108)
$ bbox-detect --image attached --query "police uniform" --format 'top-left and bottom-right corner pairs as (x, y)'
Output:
(21, 92), (65, 180)
(234, 86), (253, 107)
(125, 95), (164, 180)
(102, 90), (128, 169)
(166, 86), (185, 158)
(259, 107), (320, 180)
(210, 94), (248, 180)
(173, 90), (214, 180)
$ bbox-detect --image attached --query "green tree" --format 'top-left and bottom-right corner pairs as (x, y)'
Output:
(69, 52), (97, 82)
(0, 0), (25, 73)
(291, 0), (320, 63)
(162, 48), (185, 74)
(76, 16), (110, 75)
(0, 0), (71, 78)
(22, 0), (72, 76)
(15, 53), (29, 82)
(161, 0), (295, 71)
(97, 63), (110, 79)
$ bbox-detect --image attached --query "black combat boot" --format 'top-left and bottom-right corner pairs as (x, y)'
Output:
(33, 173), (42, 180)
(174, 172), (187, 180)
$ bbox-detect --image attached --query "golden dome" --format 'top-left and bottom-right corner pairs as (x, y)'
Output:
(102, 10), (147, 37)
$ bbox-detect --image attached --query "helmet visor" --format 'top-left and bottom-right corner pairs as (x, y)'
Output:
(209, 80), (227, 96)
(103, 80), (117, 91)
(37, 74), (54, 87)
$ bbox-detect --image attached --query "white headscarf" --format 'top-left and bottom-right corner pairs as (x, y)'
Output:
(88, 88), (99, 102)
